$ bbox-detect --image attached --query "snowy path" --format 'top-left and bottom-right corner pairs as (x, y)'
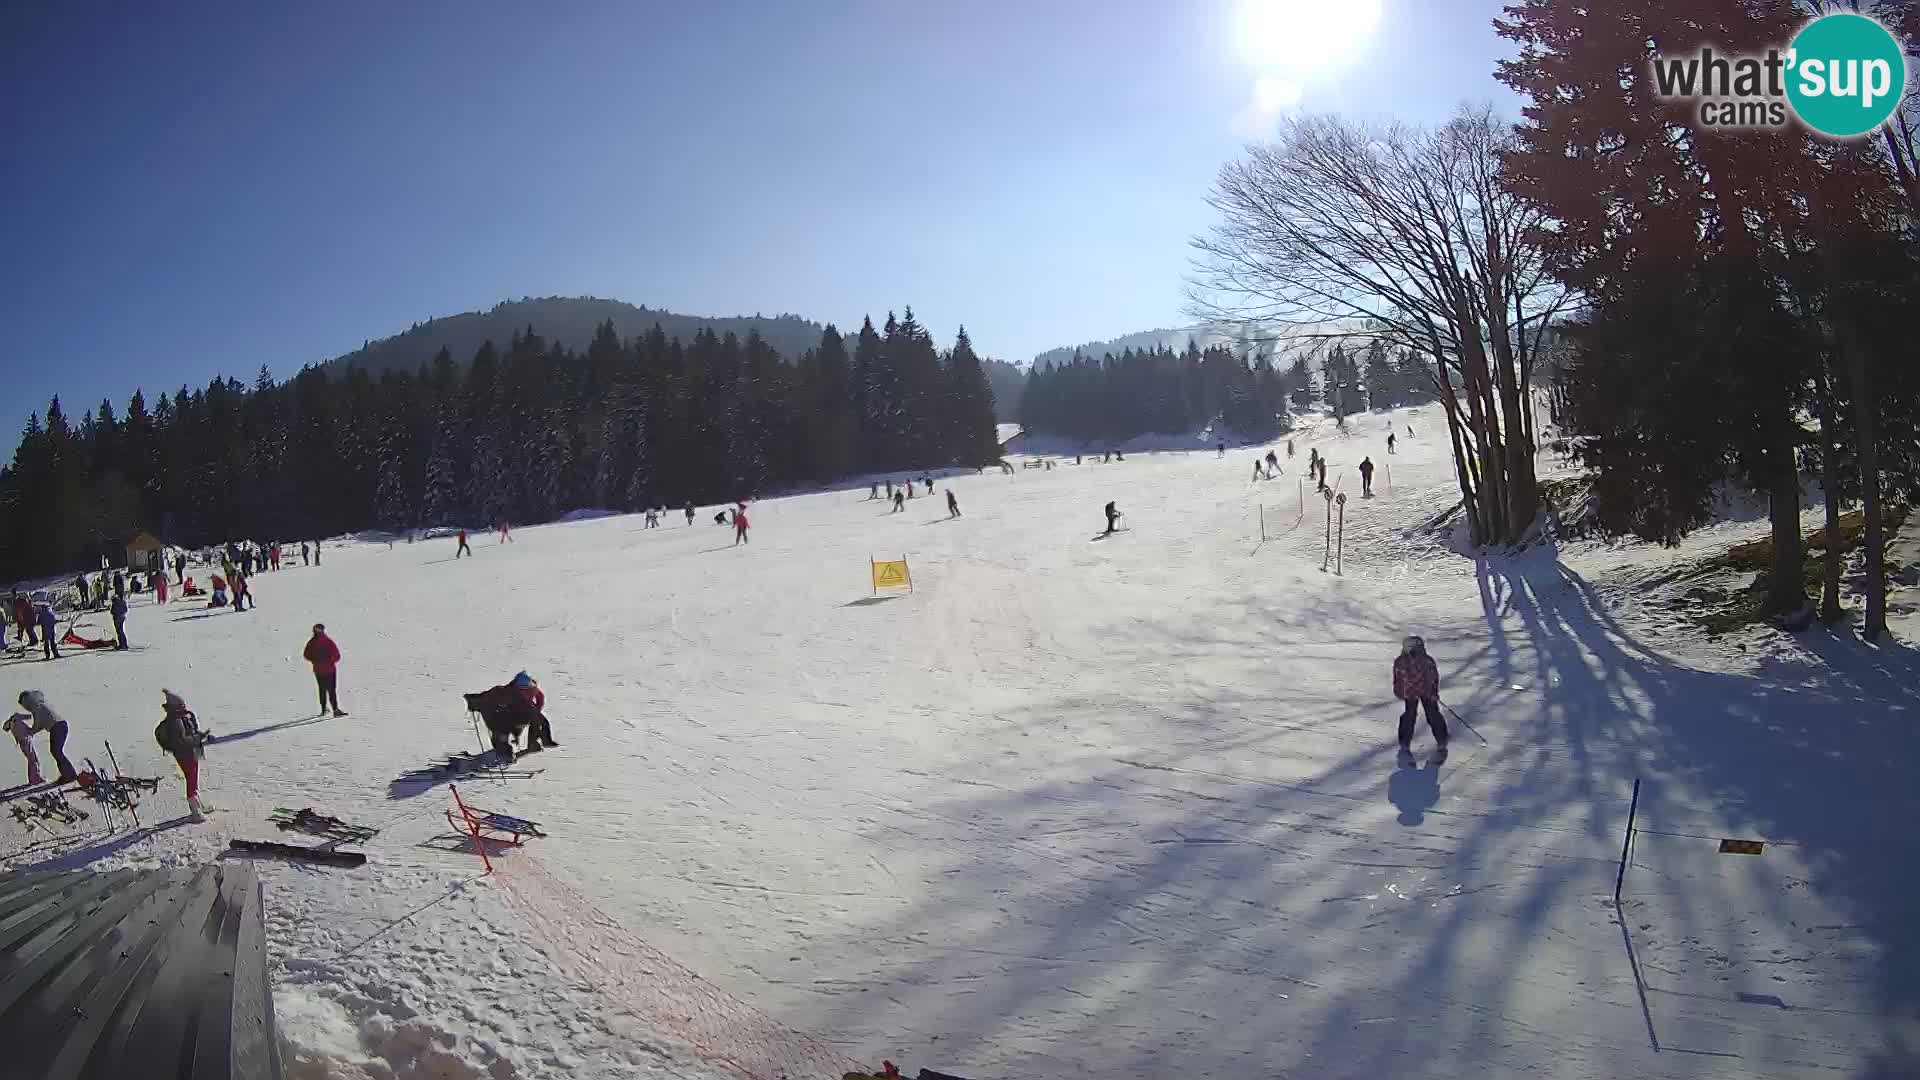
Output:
(2, 404), (1914, 1078)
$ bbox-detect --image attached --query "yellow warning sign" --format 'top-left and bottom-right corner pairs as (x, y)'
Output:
(871, 558), (912, 592)
(1718, 838), (1765, 855)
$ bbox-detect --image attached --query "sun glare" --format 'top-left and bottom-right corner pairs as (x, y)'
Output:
(1236, 0), (1384, 78)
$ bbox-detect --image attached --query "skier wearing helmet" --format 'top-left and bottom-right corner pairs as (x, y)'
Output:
(1392, 635), (1448, 759)
(510, 672), (559, 752)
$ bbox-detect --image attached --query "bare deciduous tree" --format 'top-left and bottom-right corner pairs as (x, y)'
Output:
(1189, 107), (1572, 547)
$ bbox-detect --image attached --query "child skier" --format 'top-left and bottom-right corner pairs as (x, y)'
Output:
(733, 505), (751, 545)
(111, 590), (129, 648)
(3, 710), (43, 786)
(947, 490), (961, 518)
(1392, 636), (1448, 760)
(1103, 501), (1121, 535)
(456, 529), (472, 558)
(155, 689), (208, 820)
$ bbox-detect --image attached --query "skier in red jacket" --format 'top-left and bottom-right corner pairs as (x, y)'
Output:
(510, 671), (557, 751)
(1392, 635), (1447, 757)
(304, 623), (346, 717)
(733, 505), (751, 545)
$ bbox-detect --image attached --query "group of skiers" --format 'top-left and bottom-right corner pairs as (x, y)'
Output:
(0, 620), (353, 823)
(6, 591), (64, 659)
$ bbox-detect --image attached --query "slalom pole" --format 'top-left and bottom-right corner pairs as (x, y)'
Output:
(1437, 697), (1490, 744)
(1614, 777), (1641, 906)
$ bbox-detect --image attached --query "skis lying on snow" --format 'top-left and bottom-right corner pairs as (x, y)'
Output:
(271, 806), (379, 844)
(231, 807), (377, 867)
(0, 777), (75, 802)
(403, 751), (543, 781)
(8, 789), (88, 830)
(228, 839), (367, 867)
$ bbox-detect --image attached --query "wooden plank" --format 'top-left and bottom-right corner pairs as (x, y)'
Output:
(0, 864), (282, 1080)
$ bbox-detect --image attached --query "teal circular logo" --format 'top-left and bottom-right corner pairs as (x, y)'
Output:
(1786, 13), (1906, 138)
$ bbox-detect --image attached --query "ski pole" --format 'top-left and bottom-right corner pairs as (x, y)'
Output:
(105, 740), (139, 828)
(1438, 697), (1490, 744)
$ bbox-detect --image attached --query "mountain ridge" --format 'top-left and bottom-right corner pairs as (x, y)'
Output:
(325, 296), (829, 377)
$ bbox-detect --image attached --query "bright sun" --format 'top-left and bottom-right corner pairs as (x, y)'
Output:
(1236, 0), (1384, 78)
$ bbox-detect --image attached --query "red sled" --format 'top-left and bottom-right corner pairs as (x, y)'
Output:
(446, 783), (545, 873)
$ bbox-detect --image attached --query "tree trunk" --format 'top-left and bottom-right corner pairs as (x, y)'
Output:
(1845, 324), (1887, 639)
(1814, 369), (1843, 623)
(1491, 333), (1539, 542)
(1764, 429), (1807, 617)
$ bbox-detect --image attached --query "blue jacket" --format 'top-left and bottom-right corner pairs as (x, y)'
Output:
(111, 595), (127, 618)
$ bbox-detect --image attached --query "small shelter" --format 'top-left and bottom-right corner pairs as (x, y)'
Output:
(126, 531), (165, 575)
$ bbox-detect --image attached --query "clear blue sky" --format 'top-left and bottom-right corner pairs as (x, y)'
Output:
(0, 1), (1516, 430)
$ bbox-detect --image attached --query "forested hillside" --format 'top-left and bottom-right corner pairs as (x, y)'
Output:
(0, 310), (997, 577)
(1017, 340), (1434, 445)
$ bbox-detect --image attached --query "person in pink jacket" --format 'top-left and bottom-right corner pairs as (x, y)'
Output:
(1392, 635), (1448, 756)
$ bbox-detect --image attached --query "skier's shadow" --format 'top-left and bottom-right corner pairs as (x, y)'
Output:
(1387, 759), (1442, 825)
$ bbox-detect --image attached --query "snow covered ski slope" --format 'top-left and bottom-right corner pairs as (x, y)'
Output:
(2, 404), (1915, 1079)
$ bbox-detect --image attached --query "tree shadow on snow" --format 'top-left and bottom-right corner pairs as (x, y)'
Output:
(788, 547), (1920, 1078)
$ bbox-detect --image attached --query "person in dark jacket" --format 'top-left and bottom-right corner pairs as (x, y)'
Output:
(17, 691), (77, 782)
(304, 624), (344, 717)
(1103, 501), (1121, 535)
(946, 490), (961, 518)
(112, 570), (125, 599)
(1392, 635), (1448, 756)
(34, 600), (59, 660)
(110, 591), (129, 650)
(1359, 456), (1375, 497)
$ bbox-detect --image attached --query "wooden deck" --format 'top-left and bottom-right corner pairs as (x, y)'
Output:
(0, 861), (281, 1080)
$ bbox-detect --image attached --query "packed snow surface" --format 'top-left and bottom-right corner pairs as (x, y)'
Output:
(4, 404), (1915, 1079)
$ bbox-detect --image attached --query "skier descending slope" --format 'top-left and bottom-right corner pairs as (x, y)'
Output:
(1392, 635), (1448, 763)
